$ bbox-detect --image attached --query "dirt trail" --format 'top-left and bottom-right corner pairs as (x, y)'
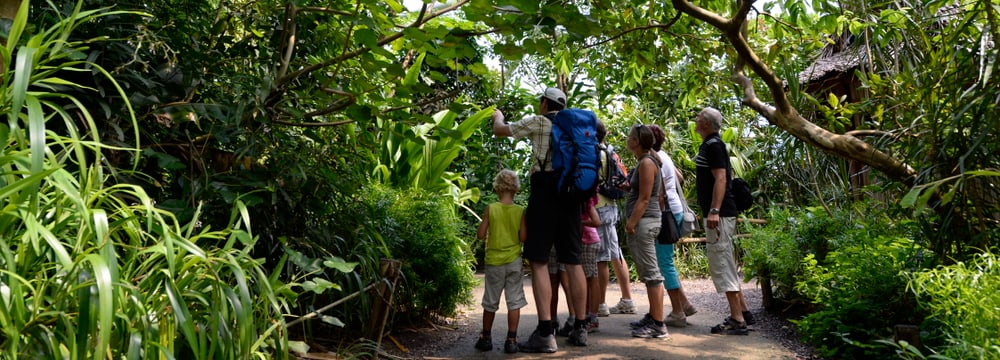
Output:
(412, 274), (802, 360)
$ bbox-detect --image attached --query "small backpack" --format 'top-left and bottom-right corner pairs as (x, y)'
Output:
(597, 144), (628, 200)
(545, 109), (601, 202)
(731, 177), (753, 212)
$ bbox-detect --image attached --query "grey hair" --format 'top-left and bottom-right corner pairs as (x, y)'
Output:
(700, 107), (724, 132)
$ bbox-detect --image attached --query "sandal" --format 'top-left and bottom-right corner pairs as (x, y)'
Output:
(710, 317), (749, 335)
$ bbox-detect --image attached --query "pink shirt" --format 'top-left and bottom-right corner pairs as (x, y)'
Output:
(581, 195), (600, 245)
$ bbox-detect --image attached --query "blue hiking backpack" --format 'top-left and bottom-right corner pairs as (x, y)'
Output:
(545, 109), (601, 202)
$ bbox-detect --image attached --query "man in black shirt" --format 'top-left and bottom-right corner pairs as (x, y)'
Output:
(693, 107), (753, 335)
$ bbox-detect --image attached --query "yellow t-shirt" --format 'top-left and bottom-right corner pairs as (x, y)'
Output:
(485, 203), (525, 266)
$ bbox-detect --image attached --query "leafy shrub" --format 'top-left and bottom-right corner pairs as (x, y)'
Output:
(362, 184), (476, 319)
(793, 235), (932, 359)
(674, 243), (710, 278)
(740, 205), (934, 358)
(904, 252), (1000, 359)
(1, 3), (289, 358)
(742, 205), (918, 301)
(742, 207), (802, 298)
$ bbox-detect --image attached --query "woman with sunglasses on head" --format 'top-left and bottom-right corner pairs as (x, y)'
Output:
(622, 124), (669, 339)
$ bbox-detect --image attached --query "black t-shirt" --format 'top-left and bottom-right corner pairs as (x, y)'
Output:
(695, 133), (737, 217)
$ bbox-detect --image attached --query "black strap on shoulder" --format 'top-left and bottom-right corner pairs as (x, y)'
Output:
(540, 113), (556, 171)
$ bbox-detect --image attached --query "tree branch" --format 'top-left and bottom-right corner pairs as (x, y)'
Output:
(298, 6), (353, 16)
(271, 118), (356, 128)
(278, 0), (469, 87)
(583, 12), (682, 50)
(672, 0), (918, 186)
(382, 88), (462, 113)
(845, 129), (891, 138)
(670, 0), (730, 30)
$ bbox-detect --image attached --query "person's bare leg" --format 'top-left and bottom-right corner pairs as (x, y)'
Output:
(587, 276), (600, 316)
(666, 288), (684, 316)
(725, 291), (745, 322)
(649, 283), (665, 321)
(559, 269), (574, 320)
(565, 264), (588, 323)
(737, 290), (749, 313)
(679, 285), (693, 310)
(530, 261), (552, 322)
(597, 261), (610, 307)
(483, 310), (496, 334)
(612, 257), (633, 300)
(507, 309), (520, 336)
(548, 272), (560, 319)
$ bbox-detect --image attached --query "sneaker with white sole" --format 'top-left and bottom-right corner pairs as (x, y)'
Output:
(631, 321), (669, 338)
(587, 315), (599, 333)
(609, 298), (637, 314)
(664, 312), (688, 327)
(556, 318), (574, 337)
(597, 303), (610, 317)
(629, 313), (654, 329)
(518, 330), (558, 353)
(568, 327), (588, 346)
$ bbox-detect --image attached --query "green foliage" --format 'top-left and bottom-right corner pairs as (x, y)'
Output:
(793, 235), (931, 359)
(1, 2), (288, 358)
(374, 108), (492, 213)
(861, 2), (1000, 260)
(904, 252), (1000, 360)
(361, 184), (476, 319)
(674, 243), (710, 278)
(742, 207), (803, 298)
(740, 204), (935, 359)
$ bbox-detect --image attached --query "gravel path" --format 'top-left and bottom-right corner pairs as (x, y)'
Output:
(379, 275), (822, 359)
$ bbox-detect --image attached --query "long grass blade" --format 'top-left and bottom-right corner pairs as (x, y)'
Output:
(25, 95), (45, 176)
(164, 277), (199, 356)
(10, 47), (35, 129)
(83, 254), (113, 359)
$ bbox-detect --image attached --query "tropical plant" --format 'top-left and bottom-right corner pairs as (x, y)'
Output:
(1, 2), (288, 358)
(794, 231), (932, 359)
(902, 252), (1000, 360)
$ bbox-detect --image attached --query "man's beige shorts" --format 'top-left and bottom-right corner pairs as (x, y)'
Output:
(705, 217), (741, 293)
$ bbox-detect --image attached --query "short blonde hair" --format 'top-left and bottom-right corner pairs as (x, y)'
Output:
(493, 169), (520, 194)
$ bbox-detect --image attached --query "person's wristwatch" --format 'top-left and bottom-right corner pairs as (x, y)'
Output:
(709, 208), (720, 215)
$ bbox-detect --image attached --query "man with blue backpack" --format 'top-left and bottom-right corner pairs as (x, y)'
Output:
(491, 87), (599, 351)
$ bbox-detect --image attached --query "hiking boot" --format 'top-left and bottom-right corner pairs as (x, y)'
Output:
(518, 330), (557, 353)
(503, 338), (519, 354)
(684, 304), (698, 316)
(629, 313), (654, 329)
(568, 327), (588, 346)
(743, 310), (757, 325)
(710, 317), (749, 335)
(597, 303), (610, 317)
(664, 312), (688, 328)
(609, 298), (637, 314)
(556, 319), (574, 337)
(474, 336), (492, 351)
(631, 321), (669, 338)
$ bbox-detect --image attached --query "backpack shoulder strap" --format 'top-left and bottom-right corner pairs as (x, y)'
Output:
(540, 112), (556, 170)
